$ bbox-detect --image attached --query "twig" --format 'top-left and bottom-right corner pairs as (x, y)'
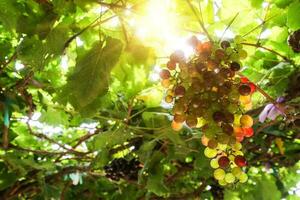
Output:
(218, 13), (239, 43)
(241, 42), (290, 62)
(185, 0), (213, 41)
(0, 51), (17, 74)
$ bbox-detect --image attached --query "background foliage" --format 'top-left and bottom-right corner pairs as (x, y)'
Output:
(0, 0), (299, 199)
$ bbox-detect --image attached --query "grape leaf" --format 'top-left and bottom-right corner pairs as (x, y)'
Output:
(62, 37), (123, 110)
(287, 1), (300, 30)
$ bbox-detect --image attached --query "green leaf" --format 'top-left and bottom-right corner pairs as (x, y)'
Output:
(0, 0), (19, 30)
(40, 108), (69, 126)
(63, 37), (123, 110)
(90, 129), (134, 151)
(287, 1), (300, 30)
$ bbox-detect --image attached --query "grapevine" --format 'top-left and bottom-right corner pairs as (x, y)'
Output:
(160, 35), (257, 185)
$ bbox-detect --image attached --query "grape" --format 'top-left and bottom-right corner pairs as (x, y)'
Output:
(210, 158), (219, 169)
(221, 40), (231, 49)
(174, 114), (186, 123)
(188, 35), (199, 48)
(215, 49), (226, 60)
(234, 155), (247, 167)
(167, 61), (176, 70)
(204, 147), (218, 158)
(238, 172), (248, 183)
(165, 95), (173, 103)
(214, 168), (225, 180)
(160, 38), (256, 186)
(170, 50), (185, 63)
(201, 135), (209, 146)
(218, 179), (227, 186)
(208, 139), (218, 149)
(230, 62), (241, 71)
(242, 127), (254, 137)
(173, 103), (186, 115)
(213, 111), (225, 123)
(218, 156), (230, 168)
(174, 85), (186, 97)
(240, 115), (253, 128)
(171, 120), (183, 131)
(222, 123), (234, 135)
(186, 116), (198, 128)
(232, 167), (242, 177)
(224, 112), (234, 123)
(239, 95), (251, 104)
(161, 79), (171, 88)
(238, 84), (251, 96)
(160, 69), (171, 79)
(232, 142), (242, 151)
(217, 143), (227, 151)
(225, 173), (235, 183)
(243, 102), (252, 111)
(238, 49), (247, 59)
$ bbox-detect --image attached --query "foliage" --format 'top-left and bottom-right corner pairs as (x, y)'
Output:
(0, 0), (299, 199)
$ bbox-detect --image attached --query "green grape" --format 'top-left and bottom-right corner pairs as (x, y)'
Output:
(238, 49), (247, 60)
(232, 167), (242, 178)
(214, 168), (225, 180)
(225, 173), (235, 183)
(217, 143), (227, 151)
(217, 134), (230, 144)
(210, 158), (219, 169)
(204, 147), (218, 158)
(232, 142), (242, 151)
(234, 150), (244, 156)
(228, 155), (235, 161)
(218, 179), (227, 186)
(234, 35), (243, 44)
(238, 172), (248, 183)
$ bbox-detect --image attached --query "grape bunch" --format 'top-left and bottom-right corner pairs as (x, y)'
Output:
(104, 158), (142, 181)
(160, 35), (257, 185)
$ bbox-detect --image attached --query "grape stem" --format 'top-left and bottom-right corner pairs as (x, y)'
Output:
(237, 72), (287, 115)
(241, 42), (291, 62)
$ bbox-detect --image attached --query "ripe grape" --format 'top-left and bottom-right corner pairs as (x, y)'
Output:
(234, 155), (247, 167)
(240, 115), (253, 128)
(160, 69), (171, 79)
(167, 61), (176, 70)
(230, 62), (241, 71)
(213, 111), (225, 123)
(242, 127), (254, 137)
(174, 114), (186, 123)
(239, 95), (251, 104)
(170, 50), (185, 63)
(188, 35), (199, 48)
(218, 156), (230, 168)
(201, 135), (209, 146)
(214, 168), (225, 180)
(208, 139), (218, 149)
(238, 84), (251, 96)
(161, 79), (171, 88)
(186, 116), (198, 128)
(174, 85), (186, 97)
(204, 147), (218, 158)
(171, 120), (183, 131)
(232, 142), (242, 151)
(222, 123), (234, 135)
(165, 95), (173, 103)
(221, 40), (231, 49)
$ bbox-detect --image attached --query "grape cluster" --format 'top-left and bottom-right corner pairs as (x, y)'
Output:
(104, 158), (142, 181)
(288, 29), (300, 53)
(160, 35), (257, 185)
